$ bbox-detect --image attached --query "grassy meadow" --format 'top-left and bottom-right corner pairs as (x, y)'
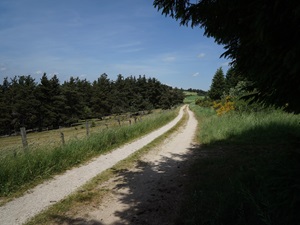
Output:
(0, 108), (178, 200)
(0, 111), (159, 157)
(178, 102), (300, 225)
(183, 91), (202, 104)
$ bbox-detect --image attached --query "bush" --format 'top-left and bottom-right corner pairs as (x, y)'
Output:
(213, 96), (235, 116)
(195, 97), (213, 108)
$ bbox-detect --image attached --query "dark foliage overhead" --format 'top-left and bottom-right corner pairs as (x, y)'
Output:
(154, 0), (300, 112)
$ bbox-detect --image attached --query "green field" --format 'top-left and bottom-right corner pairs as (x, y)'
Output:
(183, 91), (203, 104)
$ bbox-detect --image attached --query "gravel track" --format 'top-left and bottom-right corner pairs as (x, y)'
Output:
(73, 104), (198, 225)
(0, 106), (186, 225)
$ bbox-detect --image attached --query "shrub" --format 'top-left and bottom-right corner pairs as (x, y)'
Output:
(195, 97), (213, 108)
(213, 96), (235, 116)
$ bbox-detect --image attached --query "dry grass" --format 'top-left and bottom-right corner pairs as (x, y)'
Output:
(0, 111), (160, 157)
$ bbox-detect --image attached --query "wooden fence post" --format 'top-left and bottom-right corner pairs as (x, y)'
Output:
(86, 120), (90, 136)
(60, 132), (65, 145)
(20, 127), (28, 151)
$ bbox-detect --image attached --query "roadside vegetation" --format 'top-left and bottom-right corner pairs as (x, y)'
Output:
(0, 110), (159, 157)
(0, 108), (178, 201)
(178, 96), (300, 225)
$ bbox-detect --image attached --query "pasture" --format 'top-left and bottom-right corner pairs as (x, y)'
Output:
(0, 110), (158, 157)
(183, 91), (203, 104)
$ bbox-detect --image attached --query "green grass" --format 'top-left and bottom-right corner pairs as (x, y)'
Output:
(183, 91), (198, 96)
(0, 108), (178, 200)
(177, 103), (300, 225)
(0, 113), (150, 157)
(184, 94), (203, 104)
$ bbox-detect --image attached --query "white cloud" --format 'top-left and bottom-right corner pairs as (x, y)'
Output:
(35, 70), (43, 75)
(197, 53), (205, 58)
(118, 48), (144, 53)
(113, 41), (143, 53)
(162, 56), (176, 62)
(192, 72), (200, 77)
(114, 41), (142, 49)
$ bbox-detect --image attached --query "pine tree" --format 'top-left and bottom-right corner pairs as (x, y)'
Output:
(61, 77), (85, 125)
(0, 78), (12, 135)
(148, 77), (162, 109)
(91, 73), (112, 117)
(49, 75), (65, 128)
(208, 67), (226, 100)
(135, 75), (152, 111)
(110, 74), (128, 114)
(8, 75), (38, 132)
(76, 78), (93, 118)
(225, 66), (243, 93)
(35, 73), (62, 130)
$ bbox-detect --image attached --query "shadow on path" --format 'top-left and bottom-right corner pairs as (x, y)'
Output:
(51, 144), (201, 225)
(110, 145), (200, 225)
(50, 215), (103, 225)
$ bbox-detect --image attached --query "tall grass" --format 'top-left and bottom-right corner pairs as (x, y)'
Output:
(191, 103), (300, 145)
(178, 103), (300, 225)
(0, 115), (150, 156)
(0, 109), (177, 197)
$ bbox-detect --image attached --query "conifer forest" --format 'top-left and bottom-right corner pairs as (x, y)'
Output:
(0, 73), (184, 135)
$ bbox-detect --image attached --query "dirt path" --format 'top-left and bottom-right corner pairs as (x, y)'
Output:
(52, 106), (198, 225)
(0, 105), (195, 225)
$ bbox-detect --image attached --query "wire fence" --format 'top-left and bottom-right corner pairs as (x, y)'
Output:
(0, 113), (148, 158)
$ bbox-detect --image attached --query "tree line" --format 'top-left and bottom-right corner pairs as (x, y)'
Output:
(0, 73), (184, 135)
(185, 88), (207, 96)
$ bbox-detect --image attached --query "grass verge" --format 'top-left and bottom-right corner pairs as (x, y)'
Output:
(0, 108), (179, 203)
(25, 107), (189, 225)
(177, 103), (300, 225)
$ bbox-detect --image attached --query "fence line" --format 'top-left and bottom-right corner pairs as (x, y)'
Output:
(6, 115), (145, 156)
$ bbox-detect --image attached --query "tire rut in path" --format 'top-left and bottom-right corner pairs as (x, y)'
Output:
(0, 106), (187, 225)
(53, 106), (198, 225)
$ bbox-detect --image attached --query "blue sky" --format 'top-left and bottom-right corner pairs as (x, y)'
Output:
(0, 0), (230, 91)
